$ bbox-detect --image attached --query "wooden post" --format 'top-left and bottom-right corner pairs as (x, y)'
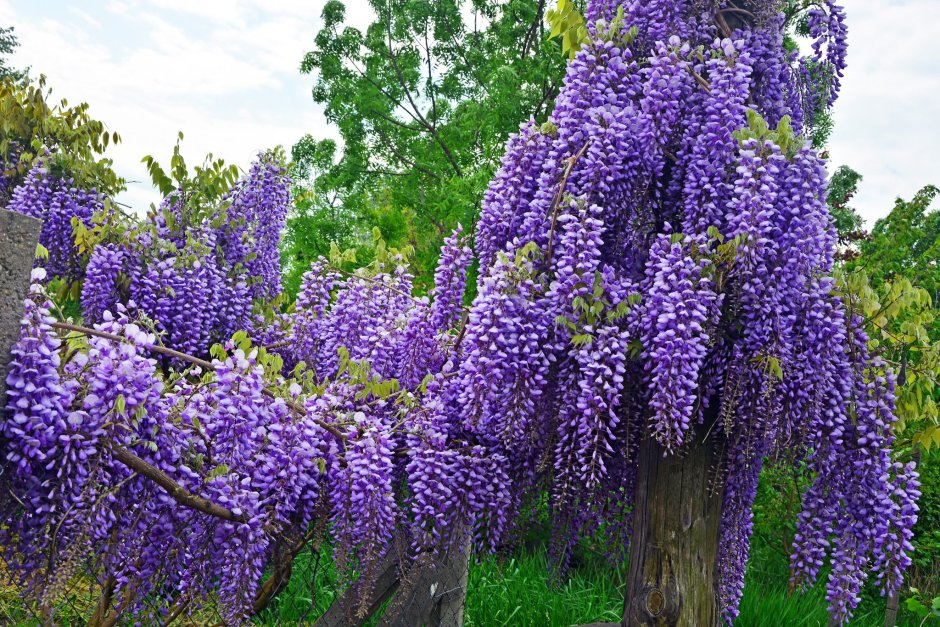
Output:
(314, 528), (472, 627)
(430, 533), (471, 627)
(0, 208), (41, 409)
(378, 533), (471, 627)
(622, 423), (725, 627)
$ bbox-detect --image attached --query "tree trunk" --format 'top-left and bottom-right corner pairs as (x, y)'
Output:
(0, 208), (41, 410)
(622, 424), (725, 627)
(379, 529), (471, 627)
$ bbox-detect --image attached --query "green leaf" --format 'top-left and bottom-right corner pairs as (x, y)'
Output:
(571, 333), (593, 347)
(208, 463), (230, 478)
(114, 394), (126, 415)
(906, 596), (930, 618)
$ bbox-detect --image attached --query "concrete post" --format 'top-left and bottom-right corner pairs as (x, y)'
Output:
(0, 208), (42, 409)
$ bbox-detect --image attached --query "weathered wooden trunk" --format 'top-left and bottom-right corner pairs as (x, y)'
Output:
(622, 424), (725, 627)
(314, 528), (471, 627)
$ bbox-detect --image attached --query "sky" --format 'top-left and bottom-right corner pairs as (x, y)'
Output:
(3, 0), (938, 226)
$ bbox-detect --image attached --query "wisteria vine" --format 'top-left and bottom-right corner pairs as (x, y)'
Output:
(0, 1), (921, 625)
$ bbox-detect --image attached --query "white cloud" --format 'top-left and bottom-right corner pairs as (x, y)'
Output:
(823, 1), (940, 224)
(6, 0), (339, 211)
(4, 1), (937, 225)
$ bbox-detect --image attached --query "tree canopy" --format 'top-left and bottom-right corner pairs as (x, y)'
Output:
(0, 75), (122, 208)
(284, 0), (569, 293)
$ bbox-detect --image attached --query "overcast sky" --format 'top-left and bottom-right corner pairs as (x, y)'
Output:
(4, 0), (938, 225)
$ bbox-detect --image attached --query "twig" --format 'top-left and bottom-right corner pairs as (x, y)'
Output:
(263, 340), (293, 351)
(50, 321), (347, 442)
(687, 66), (712, 93)
(52, 321), (213, 370)
(545, 142), (591, 263)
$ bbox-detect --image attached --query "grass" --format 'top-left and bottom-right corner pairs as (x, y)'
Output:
(464, 549), (622, 626)
(254, 540), (922, 626)
(0, 539), (928, 625)
(255, 547), (340, 625)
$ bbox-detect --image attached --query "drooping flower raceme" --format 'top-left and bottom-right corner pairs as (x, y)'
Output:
(0, 2), (917, 626)
(450, 1), (916, 624)
(7, 161), (103, 282)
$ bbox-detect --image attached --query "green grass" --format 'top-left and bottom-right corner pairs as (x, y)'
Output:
(255, 547), (340, 625)
(464, 549), (622, 626)
(0, 539), (926, 625)
(255, 536), (926, 626)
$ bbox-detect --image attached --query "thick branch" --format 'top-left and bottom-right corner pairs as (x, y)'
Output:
(110, 444), (247, 523)
(87, 576), (117, 627)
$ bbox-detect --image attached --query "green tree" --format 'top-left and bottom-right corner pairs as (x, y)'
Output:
(0, 26), (26, 82)
(826, 164), (864, 256)
(848, 186), (940, 448)
(852, 185), (940, 303)
(286, 0), (568, 293)
(281, 136), (357, 296)
(824, 183), (940, 455)
(0, 75), (122, 207)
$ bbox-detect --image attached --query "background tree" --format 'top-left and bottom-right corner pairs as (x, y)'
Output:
(0, 26), (27, 82)
(285, 0), (569, 293)
(0, 75), (122, 208)
(852, 185), (940, 305)
(827, 164), (864, 257)
(841, 185), (940, 447)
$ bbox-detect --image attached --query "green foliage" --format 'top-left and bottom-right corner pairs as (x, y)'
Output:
(827, 165), (865, 251)
(282, 138), (354, 293)
(546, 0), (587, 59)
(852, 185), (940, 305)
(287, 0), (567, 293)
(904, 589), (940, 624)
(836, 268), (940, 450)
(908, 451), (940, 599)
(208, 331), (287, 384)
(733, 110), (800, 160)
(141, 132), (242, 219)
(546, 2), (641, 59)
(556, 271), (637, 348)
(0, 26), (26, 83)
(834, 186), (940, 450)
(0, 75), (122, 206)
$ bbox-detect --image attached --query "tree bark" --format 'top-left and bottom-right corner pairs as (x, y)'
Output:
(622, 423), (725, 627)
(379, 530), (471, 627)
